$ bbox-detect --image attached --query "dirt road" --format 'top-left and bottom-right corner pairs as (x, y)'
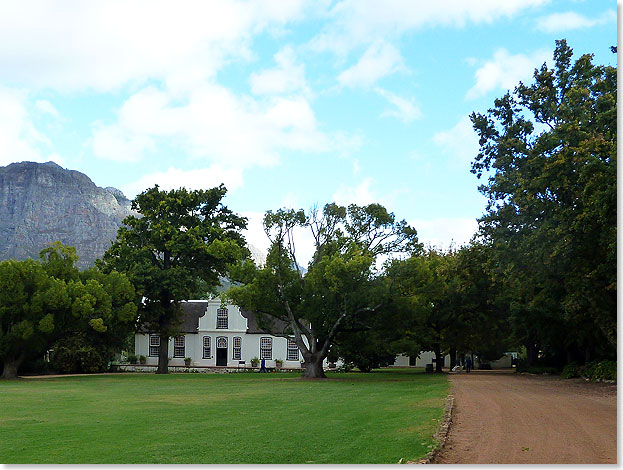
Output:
(434, 371), (617, 464)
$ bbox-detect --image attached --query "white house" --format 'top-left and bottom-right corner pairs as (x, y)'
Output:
(135, 299), (458, 371)
(135, 300), (310, 369)
(393, 352), (451, 368)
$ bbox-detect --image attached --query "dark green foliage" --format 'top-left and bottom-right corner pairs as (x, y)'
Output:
(51, 334), (108, 373)
(228, 203), (419, 378)
(579, 360), (616, 381)
(0, 242), (138, 378)
(516, 363), (559, 375)
(592, 361), (616, 381)
(470, 40), (616, 365)
(561, 362), (579, 378)
(100, 185), (247, 374)
(127, 354), (138, 364)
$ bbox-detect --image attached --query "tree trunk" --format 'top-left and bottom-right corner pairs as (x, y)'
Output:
(434, 344), (443, 373)
(526, 342), (537, 366)
(1, 353), (25, 379)
(301, 354), (326, 379)
(157, 336), (169, 374)
(449, 348), (457, 370)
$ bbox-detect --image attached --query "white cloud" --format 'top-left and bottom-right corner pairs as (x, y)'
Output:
(337, 41), (405, 88)
(312, 0), (548, 55)
(535, 10), (615, 33)
(92, 123), (154, 163)
(375, 87), (421, 123)
(120, 165), (244, 200)
(332, 177), (377, 206)
(410, 217), (478, 250)
(466, 48), (550, 99)
(35, 100), (60, 118)
(0, 0), (313, 92)
(0, 87), (50, 165)
(93, 83), (358, 189)
(240, 209), (317, 268)
(250, 46), (309, 96)
(433, 115), (479, 167)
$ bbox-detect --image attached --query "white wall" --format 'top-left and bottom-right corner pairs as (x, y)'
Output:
(393, 352), (451, 368)
(135, 300), (310, 368)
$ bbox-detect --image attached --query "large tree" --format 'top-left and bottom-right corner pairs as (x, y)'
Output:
(0, 242), (138, 378)
(0, 258), (69, 378)
(100, 185), (247, 374)
(470, 40), (616, 364)
(228, 203), (419, 378)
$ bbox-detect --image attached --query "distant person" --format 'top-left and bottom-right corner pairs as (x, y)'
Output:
(466, 356), (472, 373)
(260, 358), (267, 373)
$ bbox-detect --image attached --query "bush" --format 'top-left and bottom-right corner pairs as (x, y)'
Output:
(51, 336), (108, 374)
(139, 355), (146, 364)
(561, 362), (579, 379)
(517, 364), (559, 375)
(579, 360), (599, 379)
(592, 361), (616, 381)
(127, 354), (138, 364)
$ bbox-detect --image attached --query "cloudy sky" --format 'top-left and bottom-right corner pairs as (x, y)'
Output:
(0, 0), (616, 258)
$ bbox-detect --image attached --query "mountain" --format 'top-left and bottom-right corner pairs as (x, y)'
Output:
(0, 161), (134, 267)
(0, 161), (267, 269)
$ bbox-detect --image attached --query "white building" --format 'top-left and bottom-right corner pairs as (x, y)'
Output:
(393, 352), (451, 368)
(135, 300), (307, 369)
(135, 299), (457, 371)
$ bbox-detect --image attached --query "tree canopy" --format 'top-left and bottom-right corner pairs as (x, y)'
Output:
(0, 242), (137, 378)
(470, 39), (616, 365)
(228, 203), (420, 378)
(100, 185), (248, 374)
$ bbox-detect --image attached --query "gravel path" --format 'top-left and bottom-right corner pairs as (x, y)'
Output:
(434, 370), (617, 464)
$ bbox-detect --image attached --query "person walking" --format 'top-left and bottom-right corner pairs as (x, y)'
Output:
(259, 358), (267, 373)
(466, 356), (472, 373)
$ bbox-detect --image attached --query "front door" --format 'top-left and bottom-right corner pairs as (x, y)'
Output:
(216, 336), (227, 366)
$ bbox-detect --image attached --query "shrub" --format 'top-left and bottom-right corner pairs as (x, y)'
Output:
(51, 336), (108, 374)
(127, 354), (138, 364)
(517, 364), (559, 375)
(139, 355), (146, 364)
(593, 361), (616, 381)
(579, 360), (599, 379)
(561, 362), (579, 379)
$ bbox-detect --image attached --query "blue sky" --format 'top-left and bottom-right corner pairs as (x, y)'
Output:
(0, 0), (616, 260)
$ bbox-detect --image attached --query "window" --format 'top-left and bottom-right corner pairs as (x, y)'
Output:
(287, 339), (299, 361)
(216, 307), (228, 329)
(260, 337), (272, 360)
(232, 337), (242, 360)
(203, 336), (211, 359)
(173, 336), (185, 358)
(217, 336), (227, 349)
(149, 335), (160, 357)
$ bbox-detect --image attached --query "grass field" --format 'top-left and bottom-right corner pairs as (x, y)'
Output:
(0, 368), (448, 464)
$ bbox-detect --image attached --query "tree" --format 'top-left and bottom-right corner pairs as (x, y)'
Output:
(100, 185), (248, 374)
(0, 242), (139, 378)
(470, 40), (616, 364)
(0, 258), (70, 378)
(387, 249), (457, 372)
(228, 203), (419, 378)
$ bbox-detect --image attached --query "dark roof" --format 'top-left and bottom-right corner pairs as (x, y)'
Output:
(179, 301), (209, 333)
(137, 301), (207, 334)
(138, 301), (292, 336)
(239, 309), (291, 335)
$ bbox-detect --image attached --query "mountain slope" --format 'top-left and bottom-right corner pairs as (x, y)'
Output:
(0, 161), (133, 267)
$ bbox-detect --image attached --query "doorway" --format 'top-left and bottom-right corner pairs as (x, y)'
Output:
(216, 336), (228, 366)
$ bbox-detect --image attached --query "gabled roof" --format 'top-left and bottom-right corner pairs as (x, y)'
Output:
(239, 309), (291, 335)
(139, 301), (293, 336)
(179, 301), (209, 333)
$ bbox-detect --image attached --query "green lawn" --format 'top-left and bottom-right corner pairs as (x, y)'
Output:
(0, 368), (448, 464)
